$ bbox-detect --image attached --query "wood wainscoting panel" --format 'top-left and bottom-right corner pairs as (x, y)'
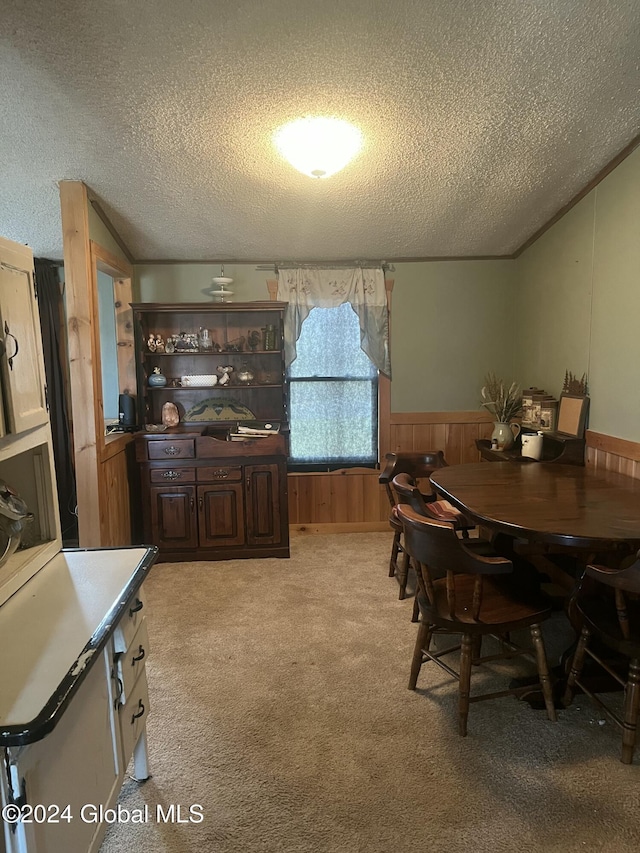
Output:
(289, 469), (388, 531)
(288, 411), (493, 532)
(586, 430), (640, 479)
(389, 411), (493, 464)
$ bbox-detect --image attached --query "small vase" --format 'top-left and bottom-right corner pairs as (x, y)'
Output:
(148, 367), (167, 387)
(491, 421), (521, 451)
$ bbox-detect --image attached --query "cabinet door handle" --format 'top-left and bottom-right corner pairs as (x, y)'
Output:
(3, 321), (18, 370)
(111, 668), (124, 708)
(198, 496), (203, 510)
(246, 476), (251, 490)
(131, 645), (146, 664)
(163, 470), (180, 480)
(129, 598), (144, 616)
(164, 445), (180, 455)
(190, 496), (195, 511)
(131, 700), (145, 723)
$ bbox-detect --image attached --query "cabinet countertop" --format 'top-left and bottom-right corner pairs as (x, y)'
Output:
(0, 546), (157, 746)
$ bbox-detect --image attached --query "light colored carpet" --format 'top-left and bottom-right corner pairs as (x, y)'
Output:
(100, 533), (640, 853)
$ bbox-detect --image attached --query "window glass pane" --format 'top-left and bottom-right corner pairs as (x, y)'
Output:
(289, 380), (377, 464)
(288, 304), (378, 466)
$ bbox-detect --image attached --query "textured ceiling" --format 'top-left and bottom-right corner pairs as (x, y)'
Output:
(1, 0), (639, 262)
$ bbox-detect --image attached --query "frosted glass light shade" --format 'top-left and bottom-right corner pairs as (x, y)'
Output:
(274, 117), (363, 178)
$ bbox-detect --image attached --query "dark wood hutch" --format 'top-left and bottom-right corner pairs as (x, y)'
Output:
(132, 302), (290, 561)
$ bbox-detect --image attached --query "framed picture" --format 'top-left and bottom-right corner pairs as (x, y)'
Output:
(556, 394), (589, 437)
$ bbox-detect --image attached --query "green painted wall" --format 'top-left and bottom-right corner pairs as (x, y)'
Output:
(512, 197), (594, 399)
(515, 144), (640, 441)
(390, 261), (515, 411)
(134, 264), (272, 303)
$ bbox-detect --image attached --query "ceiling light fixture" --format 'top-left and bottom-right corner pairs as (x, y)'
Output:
(273, 117), (363, 179)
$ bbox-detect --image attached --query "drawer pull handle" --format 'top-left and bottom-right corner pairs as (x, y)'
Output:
(213, 468), (229, 479)
(164, 445), (181, 456)
(3, 322), (19, 370)
(129, 598), (144, 616)
(131, 700), (145, 723)
(112, 669), (124, 708)
(131, 645), (146, 664)
(163, 470), (181, 480)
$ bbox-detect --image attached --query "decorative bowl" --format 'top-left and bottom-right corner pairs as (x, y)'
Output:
(181, 375), (218, 387)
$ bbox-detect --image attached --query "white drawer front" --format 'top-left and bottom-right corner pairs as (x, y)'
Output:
(116, 618), (149, 704)
(114, 586), (147, 653)
(118, 667), (150, 768)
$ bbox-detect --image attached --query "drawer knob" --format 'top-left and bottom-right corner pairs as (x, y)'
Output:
(131, 645), (146, 664)
(131, 699), (145, 723)
(213, 468), (230, 479)
(162, 470), (181, 480)
(164, 445), (180, 456)
(129, 598), (144, 616)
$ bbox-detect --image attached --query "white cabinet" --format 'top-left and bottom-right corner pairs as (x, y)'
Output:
(0, 234), (158, 853)
(0, 236), (61, 607)
(0, 549), (156, 853)
(0, 238), (48, 436)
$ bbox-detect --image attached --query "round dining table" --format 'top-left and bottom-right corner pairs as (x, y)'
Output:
(429, 462), (640, 553)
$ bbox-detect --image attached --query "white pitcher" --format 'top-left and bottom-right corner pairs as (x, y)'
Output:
(521, 431), (544, 461)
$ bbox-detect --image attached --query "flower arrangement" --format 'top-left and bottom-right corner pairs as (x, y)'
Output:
(481, 372), (522, 423)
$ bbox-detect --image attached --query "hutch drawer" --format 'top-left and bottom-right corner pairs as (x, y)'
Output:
(149, 467), (197, 483)
(147, 439), (195, 459)
(197, 465), (243, 482)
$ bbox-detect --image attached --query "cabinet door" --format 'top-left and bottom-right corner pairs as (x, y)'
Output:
(245, 463), (282, 546)
(149, 485), (197, 549)
(0, 250), (48, 435)
(197, 482), (245, 547)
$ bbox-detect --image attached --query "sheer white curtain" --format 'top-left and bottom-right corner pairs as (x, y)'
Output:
(276, 266), (391, 378)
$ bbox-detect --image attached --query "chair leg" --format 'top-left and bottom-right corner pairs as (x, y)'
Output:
(562, 624), (591, 707)
(408, 620), (431, 690)
(458, 634), (473, 736)
(397, 551), (410, 600)
(621, 658), (640, 764)
(389, 531), (401, 577)
(411, 595), (420, 623)
(530, 623), (557, 722)
(471, 635), (482, 665)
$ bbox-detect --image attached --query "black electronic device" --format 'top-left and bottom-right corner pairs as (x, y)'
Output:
(118, 393), (137, 429)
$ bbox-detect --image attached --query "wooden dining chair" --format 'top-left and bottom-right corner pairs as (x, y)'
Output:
(562, 558), (640, 764)
(391, 472), (472, 619)
(397, 504), (557, 736)
(379, 452), (448, 592)
(379, 452), (474, 601)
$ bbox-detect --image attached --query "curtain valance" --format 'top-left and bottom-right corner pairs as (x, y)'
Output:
(276, 267), (391, 378)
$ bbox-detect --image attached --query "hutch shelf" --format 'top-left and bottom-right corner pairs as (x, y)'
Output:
(131, 302), (288, 430)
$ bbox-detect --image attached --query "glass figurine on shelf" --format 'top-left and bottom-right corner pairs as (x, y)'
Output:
(199, 328), (213, 351)
(165, 335), (175, 354)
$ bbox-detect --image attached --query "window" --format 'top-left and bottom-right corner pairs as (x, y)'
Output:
(288, 302), (378, 470)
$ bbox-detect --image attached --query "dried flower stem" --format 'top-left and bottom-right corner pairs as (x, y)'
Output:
(481, 372), (522, 422)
